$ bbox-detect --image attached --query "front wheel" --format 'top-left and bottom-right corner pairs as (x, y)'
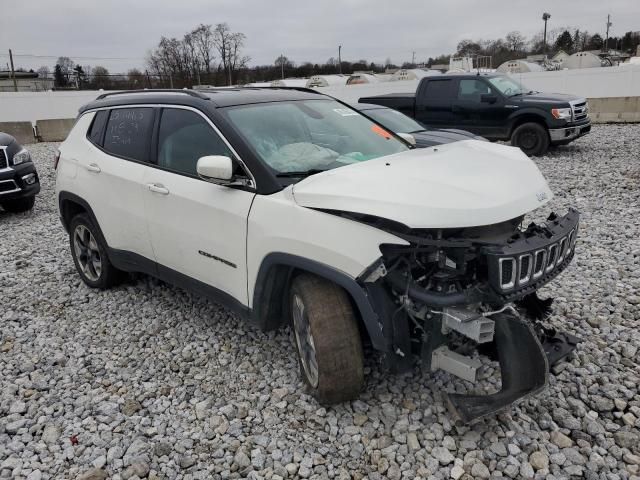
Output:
(512, 122), (550, 156)
(290, 274), (364, 404)
(1, 196), (35, 213)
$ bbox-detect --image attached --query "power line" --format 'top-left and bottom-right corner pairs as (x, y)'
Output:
(0, 53), (145, 61)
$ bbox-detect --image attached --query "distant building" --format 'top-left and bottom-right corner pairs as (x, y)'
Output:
(496, 60), (544, 74)
(551, 50), (569, 66)
(0, 71), (54, 92)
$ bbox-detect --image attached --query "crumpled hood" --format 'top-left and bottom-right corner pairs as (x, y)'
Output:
(292, 140), (553, 229)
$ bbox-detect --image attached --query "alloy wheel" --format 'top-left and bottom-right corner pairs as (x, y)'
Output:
(292, 293), (319, 387)
(73, 224), (102, 282)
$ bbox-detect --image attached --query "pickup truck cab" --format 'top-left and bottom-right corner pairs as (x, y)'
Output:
(359, 73), (591, 156)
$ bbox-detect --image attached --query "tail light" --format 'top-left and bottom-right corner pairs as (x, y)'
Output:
(54, 150), (61, 170)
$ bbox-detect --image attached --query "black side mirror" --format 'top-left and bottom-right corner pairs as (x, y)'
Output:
(481, 94), (498, 104)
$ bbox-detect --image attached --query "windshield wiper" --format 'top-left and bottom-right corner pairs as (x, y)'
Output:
(275, 169), (328, 178)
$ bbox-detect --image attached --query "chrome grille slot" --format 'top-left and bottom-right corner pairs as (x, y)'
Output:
(557, 237), (567, 263)
(546, 244), (559, 272)
(533, 249), (547, 279)
(499, 258), (516, 289)
(518, 254), (532, 285)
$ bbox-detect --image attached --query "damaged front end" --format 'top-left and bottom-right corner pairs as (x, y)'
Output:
(358, 208), (580, 422)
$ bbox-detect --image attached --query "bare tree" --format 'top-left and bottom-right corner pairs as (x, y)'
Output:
(213, 23), (249, 85)
(505, 31), (526, 52)
(91, 66), (111, 89)
(37, 66), (50, 78)
(56, 57), (75, 82)
(190, 24), (216, 77)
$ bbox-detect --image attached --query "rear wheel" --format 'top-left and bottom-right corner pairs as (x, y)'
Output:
(1, 196), (35, 213)
(512, 122), (550, 156)
(69, 213), (122, 289)
(290, 274), (364, 404)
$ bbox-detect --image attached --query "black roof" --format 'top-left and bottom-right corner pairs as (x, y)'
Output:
(438, 73), (501, 79)
(79, 87), (327, 114)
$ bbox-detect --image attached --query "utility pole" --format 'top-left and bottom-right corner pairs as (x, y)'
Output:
(338, 45), (342, 74)
(605, 14), (612, 53)
(280, 54), (284, 79)
(412, 51), (416, 66)
(8, 49), (18, 92)
(542, 13), (551, 56)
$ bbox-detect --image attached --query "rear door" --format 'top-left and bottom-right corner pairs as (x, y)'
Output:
(142, 106), (255, 305)
(76, 107), (156, 262)
(414, 78), (457, 127)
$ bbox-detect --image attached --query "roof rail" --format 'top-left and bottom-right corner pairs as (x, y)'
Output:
(95, 89), (209, 100)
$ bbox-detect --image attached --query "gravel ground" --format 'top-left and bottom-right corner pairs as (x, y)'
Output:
(1, 125), (639, 480)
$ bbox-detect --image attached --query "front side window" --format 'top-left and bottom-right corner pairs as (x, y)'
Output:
(103, 108), (154, 162)
(487, 76), (526, 97)
(457, 79), (493, 103)
(157, 108), (232, 177)
(223, 100), (408, 175)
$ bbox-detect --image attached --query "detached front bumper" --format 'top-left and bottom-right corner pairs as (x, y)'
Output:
(549, 121), (591, 144)
(0, 163), (40, 201)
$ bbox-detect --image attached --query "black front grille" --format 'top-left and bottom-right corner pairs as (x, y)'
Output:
(0, 150), (7, 169)
(0, 180), (17, 193)
(484, 209), (580, 297)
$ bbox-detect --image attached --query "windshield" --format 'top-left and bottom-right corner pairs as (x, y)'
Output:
(487, 76), (527, 97)
(224, 100), (409, 175)
(363, 108), (426, 134)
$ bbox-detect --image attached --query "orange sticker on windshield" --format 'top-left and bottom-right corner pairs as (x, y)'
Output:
(371, 124), (392, 139)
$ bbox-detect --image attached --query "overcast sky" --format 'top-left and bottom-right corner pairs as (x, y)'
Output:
(2, 0), (638, 73)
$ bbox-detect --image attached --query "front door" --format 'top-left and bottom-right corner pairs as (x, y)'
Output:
(452, 78), (509, 138)
(143, 107), (255, 305)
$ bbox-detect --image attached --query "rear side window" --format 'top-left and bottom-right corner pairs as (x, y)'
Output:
(103, 108), (154, 162)
(421, 79), (455, 101)
(87, 110), (108, 146)
(156, 108), (232, 177)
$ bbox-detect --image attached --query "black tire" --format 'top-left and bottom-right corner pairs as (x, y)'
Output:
(512, 122), (550, 156)
(290, 273), (364, 404)
(69, 213), (122, 289)
(1, 196), (35, 213)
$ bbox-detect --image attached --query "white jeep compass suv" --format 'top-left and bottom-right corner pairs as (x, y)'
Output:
(56, 88), (580, 422)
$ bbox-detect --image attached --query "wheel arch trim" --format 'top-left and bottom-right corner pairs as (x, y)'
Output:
(251, 252), (387, 351)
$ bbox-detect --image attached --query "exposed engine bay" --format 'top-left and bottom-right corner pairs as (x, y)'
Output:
(354, 208), (581, 422)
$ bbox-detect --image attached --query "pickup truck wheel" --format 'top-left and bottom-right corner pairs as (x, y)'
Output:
(69, 213), (122, 289)
(1, 196), (35, 213)
(290, 273), (364, 404)
(512, 122), (550, 156)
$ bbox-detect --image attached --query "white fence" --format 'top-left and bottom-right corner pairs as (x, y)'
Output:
(318, 64), (640, 104)
(0, 65), (639, 123)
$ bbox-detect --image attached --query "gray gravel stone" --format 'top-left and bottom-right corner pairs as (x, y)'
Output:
(1, 128), (639, 478)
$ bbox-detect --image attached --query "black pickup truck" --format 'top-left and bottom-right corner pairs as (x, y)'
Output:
(359, 73), (591, 156)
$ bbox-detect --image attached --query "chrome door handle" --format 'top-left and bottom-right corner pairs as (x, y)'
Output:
(86, 163), (101, 173)
(147, 183), (170, 195)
